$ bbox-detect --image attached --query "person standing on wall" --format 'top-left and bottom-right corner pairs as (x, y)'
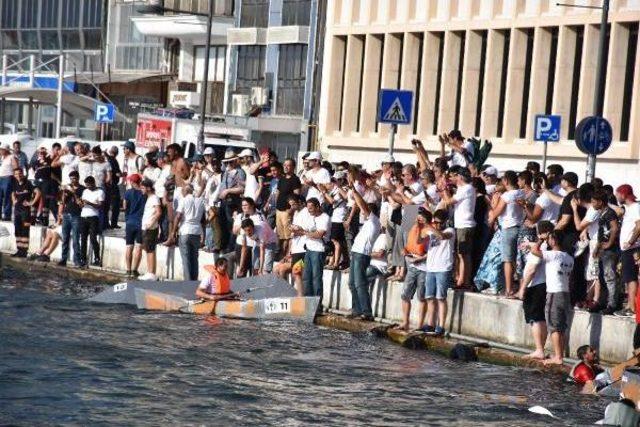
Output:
(138, 179), (161, 281)
(0, 143), (18, 221)
(11, 167), (39, 257)
(78, 176), (104, 268)
(123, 174), (146, 278)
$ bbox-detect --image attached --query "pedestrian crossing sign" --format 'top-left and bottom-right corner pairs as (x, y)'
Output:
(378, 89), (413, 125)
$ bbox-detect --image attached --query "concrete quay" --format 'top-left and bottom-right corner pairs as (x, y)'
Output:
(1, 221), (635, 365)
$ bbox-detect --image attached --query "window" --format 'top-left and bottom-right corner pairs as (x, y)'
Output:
(194, 45), (227, 82)
(620, 23), (638, 142)
(20, 0), (38, 28)
(282, 0), (311, 26)
(453, 31), (465, 131)
(475, 30), (488, 137)
(41, 0), (60, 28)
(433, 32), (444, 134)
(1, 0), (19, 29)
(83, 0), (103, 28)
(241, 0), (269, 27)
(236, 45), (266, 93)
(114, 4), (164, 71)
(545, 27), (559, 115)
(277, 44), (308, 115)
(83, 29), (102, 50)
(61, 0), (81, 27)
(568, 26), (584, 140)
(519, 28), (534, 138)
(496, 30), (510, 138)
(20, 30), (39, 50)
(1, 30), (19, 49)
(61, 30), (81, 49)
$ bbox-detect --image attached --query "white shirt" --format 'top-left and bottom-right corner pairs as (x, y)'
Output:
(305, 167), (331, 201)
(290, 209), (306, 254)
(352, 213), (381, 256)
(499, 189), (525, 229)
(369, 234), (388, 270)
(330, 187), (347, 223)
(155, 165), (172, 199)
(59, 154), (77, 185)
(525, 252), (547, 288)
(426, 227), (455, 272)
(91, 160), (111, 188)
(297, 208), (330, 252)
(552, 184), (568, 197)
(124, 155), (143, 175)
(450, 140), (474, 167)
(234, 212), (265, 247)
(486, 184), (496, 196)
(142, 194), (161, 230)
(242, 165), (259, 200)
(583, 206), (601, 240)
(176, 194), (205, 236)
(535, 192), (560, 224)
(0, 155), (13, 177)
(411, 184), (440, 206)
(542, 250), (574, 293)
(204, 172), (222, 207)
(143, 167), (161, 183)
(620, 203), (640, 250)
(452, 183), (476, 228)
(80, 188), (104, 217)
(77, 160), (94, 183)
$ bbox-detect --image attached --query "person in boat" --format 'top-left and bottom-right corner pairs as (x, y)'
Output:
(570, 345), (604, 393)
(195, 258), (235, 301)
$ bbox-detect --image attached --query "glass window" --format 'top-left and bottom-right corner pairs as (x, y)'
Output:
(83, 0), (103, 28)
(40, 30), (60, 50)
(61, 30), (81, 49)
(282, 0), (310, 26)
(240, 0), (269, 27)
(236, 45), (266, 93)
(1, 30), (19, 49)
(61, 0), (81, 27)
(41, 0), (60, 28)
(1, 0), (19, 28)
(20, 30), (39, 50)
(20, 0), (39, 28)
(277, 44), (307, 115)
(194, 46), (227, 82)
(83, 29), (102, 49)
(113, 4), (164, 71)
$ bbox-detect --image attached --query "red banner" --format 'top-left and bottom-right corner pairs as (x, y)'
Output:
(135, 117), (172, 149)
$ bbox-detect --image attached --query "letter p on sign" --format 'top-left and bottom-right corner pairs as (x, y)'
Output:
(95, 103), (115, 124)
(534, 115), (561, 142)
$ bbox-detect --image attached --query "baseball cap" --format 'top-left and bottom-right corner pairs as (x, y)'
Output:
(381, 154), (395, 164)
(616, 184), (637, 202)
(127, 173), (142, 184)
(482, 166), (498, 177)
(122, 140), (135, 151)
(307, 151), (322, 161)
(203, 147), (214, 156)
(561, 172), (579, 187)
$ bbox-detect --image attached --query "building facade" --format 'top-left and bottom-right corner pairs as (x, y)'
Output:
(318, 0), (640, 186)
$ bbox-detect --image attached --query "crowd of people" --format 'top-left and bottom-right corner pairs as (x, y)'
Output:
(4, 130), (640, 357)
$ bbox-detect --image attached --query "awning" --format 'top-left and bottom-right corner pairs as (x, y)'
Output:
(87, 72), (174, 85)
(0, 87), (130, 122)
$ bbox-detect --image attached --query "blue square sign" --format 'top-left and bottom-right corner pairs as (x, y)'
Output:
(95, 103), (115, 124)
(534, 114), (561, 142)
(378, 89), (413, 125)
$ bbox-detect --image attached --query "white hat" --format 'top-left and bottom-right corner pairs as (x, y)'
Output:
(333, 170), (347, 180)
(203, 147), (214, 156)
(483, 166), (498, 177)
(222, 149), (238, 162)
(239, 148), (253, 158)
(307, 151), (322, 161)
(0, 142), (11, 152)
(381, 154), (395, 164)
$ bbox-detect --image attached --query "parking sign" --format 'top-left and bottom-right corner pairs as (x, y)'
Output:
(534, 115), (561, 142)
(95, 103), (115, 124)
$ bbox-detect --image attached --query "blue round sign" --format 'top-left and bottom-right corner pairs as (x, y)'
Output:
(575, 116), (613, 155)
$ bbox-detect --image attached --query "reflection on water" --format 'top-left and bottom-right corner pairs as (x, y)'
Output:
(0, 267), (606, 426)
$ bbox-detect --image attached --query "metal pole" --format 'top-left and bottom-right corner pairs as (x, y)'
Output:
(29, 55), (35, 87)
(542, 140), (548, 171)
(28, 97), (33, 135)
(1, 55), (7, 134)
(586, 0), (609, 182)
(388, 124), (397, 156)
(55, 54), (64, 139)
(197, 0), (215, 153)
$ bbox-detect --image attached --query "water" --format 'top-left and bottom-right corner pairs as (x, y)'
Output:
(0, 267), (608, 426)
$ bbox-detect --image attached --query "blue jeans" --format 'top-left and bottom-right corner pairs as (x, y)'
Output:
(0, 176), (12, 219)
(348, 252), (372, 316)
(179, 234), (201, 280)
(303, 250), (325, 303)
(61, 213), (81, 265)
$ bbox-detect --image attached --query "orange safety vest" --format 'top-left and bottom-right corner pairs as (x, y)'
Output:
(207, 270), (231, 295)
(404, 224), (427, 256)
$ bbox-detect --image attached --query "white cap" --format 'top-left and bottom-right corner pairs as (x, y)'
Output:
(307, 151), (322, 161)
(239, 148), (253, 158)
(483, 166), (498, 177)
(203, 147), (214, 155)
(333, 170), (347, 180)
(0, 142), (11, 152)
(381, 154), (395, 164)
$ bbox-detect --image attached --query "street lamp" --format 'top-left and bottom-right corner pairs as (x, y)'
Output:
(138, 0), (215, 153)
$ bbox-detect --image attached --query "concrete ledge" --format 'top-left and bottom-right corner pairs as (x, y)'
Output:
(323, 269), (636, 364)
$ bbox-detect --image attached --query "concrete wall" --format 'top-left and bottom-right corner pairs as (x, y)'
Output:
(323, 269), (636, 364)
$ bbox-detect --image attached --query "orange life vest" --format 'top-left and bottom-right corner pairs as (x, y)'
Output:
(404, 224), (426, 256)
(207, 270), (231, 295)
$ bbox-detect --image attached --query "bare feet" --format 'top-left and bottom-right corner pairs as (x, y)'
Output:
(522, 351), (545, 360)
(396, 323), (410, 332)
(543, 357), (564, 366)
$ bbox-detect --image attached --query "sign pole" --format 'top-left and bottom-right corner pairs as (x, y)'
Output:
(542, 139), (548, 171)
(388, 123), (397, 156)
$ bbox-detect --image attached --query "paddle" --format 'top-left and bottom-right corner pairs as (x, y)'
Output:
(528, 406), (558, 419)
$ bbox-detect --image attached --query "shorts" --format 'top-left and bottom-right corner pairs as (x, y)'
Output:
(425, 271), (452, 300)
(523, 283), (547, 324)
(401, 266), (427, 302)
(125, 225), (143, 245)
(53, 225), (63, 238)
(545, 291), (571, 333)
(292, 252), (305, 265)
(621, 248), (640, 284)
(252, 243), (276, 273)
(331, 222), (345, 242)
(456, 227), (474, 255)
(142, 228), (159, 252)
(235, 245), (253, 273)
(501, 226), (519, 262)
(585, 240), (601, 282)
(276, 209), (292, 240)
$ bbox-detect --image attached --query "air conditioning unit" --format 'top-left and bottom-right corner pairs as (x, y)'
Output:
(250, 86), (268, 106)
(231, 94), (251, 116)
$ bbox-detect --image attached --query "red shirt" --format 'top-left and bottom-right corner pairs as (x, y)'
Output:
(573, 362), (596, 385)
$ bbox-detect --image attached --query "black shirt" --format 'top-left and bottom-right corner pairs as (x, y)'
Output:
(33, 156), (51, 181)
(12, 179), (34, 212)
(63, 185), (85, 217)
(106, 156), (121, 191)
(598, 206), (618, 249)
(558, 190), (585, 236)
(276, 174), (302, 211)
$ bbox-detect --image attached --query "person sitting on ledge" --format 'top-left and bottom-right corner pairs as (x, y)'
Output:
(195, 258), (235, 301)
(27, 222), (63, 263)
(570, 345), (604, 392)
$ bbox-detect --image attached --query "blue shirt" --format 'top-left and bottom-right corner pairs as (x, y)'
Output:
(124, 188), (145, 227)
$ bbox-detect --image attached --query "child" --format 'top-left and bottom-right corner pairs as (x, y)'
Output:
(195, 258), (234, 301)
